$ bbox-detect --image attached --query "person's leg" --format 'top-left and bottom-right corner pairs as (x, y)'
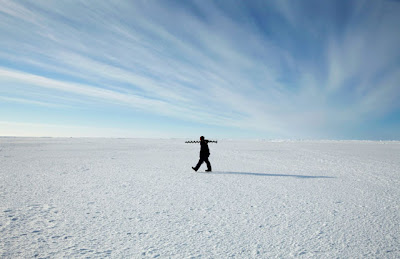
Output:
(193, 158), (204, 171)
(204, 157), (212, 171)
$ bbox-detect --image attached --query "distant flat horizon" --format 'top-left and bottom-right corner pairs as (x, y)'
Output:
(1, 136), (399, 142)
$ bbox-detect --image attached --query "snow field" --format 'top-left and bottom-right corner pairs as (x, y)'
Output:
(0, 138), (399, 258)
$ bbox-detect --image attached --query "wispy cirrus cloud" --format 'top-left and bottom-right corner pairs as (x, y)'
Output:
(0, 0), (399, 139)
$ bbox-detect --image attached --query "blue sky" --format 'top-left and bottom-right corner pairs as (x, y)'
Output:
(1, 0), (399, 139)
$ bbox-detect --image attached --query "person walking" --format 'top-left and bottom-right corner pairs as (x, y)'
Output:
(192, 136), (212, 172)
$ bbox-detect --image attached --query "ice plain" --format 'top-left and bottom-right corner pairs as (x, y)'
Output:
(0, 137), (399, 258)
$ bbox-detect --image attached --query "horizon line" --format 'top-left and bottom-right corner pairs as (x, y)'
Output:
(1, 136), (399, 142)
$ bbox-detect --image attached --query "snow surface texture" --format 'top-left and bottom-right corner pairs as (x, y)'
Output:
(0, 138), (399, 258)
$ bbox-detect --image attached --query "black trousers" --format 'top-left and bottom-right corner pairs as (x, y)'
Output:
(194, 156), (212, 171)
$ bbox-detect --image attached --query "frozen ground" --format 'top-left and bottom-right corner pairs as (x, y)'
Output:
(0, 138), (399, 258)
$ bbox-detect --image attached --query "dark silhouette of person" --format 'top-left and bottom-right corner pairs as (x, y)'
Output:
(192, 136), (212, 172)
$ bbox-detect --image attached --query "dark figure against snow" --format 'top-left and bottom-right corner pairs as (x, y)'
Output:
(192, 136), (212, 172)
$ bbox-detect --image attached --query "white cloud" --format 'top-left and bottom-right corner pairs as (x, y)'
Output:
(0, 95), (68, 108)
(0, 121), (166, 138)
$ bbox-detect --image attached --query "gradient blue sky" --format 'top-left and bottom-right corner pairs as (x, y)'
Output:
(1, 0), (399, 139)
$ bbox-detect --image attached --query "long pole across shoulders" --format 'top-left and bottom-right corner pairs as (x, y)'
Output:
(185, 140), (218, 143)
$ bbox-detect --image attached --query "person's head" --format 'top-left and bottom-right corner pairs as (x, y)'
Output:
(200, 136), (205, 141)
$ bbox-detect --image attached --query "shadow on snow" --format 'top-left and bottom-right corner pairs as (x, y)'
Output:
(208, 171), (335, 179)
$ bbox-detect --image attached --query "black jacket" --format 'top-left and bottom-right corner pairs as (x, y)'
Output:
(200, 140), (210, 158)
